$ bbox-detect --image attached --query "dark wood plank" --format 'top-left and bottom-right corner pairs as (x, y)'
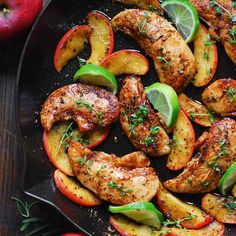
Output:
(0, 1), (78, 235)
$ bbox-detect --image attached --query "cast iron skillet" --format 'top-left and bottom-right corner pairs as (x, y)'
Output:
(17, 0), (236, 235)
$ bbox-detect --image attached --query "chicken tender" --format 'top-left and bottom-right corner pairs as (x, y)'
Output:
(112, 9), (196, 92)
(119, 76), (170, 157)
(68, 141), (159, 205)
(164, 118), (236, 193)
(40, 83), (119, 132)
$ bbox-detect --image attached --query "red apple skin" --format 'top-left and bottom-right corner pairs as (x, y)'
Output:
(54, 169), (102, 206)
(0, 0), (43, 41)
(43, 125), (110, 176)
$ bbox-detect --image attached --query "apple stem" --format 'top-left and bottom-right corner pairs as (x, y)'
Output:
(2, 8), (10, 14)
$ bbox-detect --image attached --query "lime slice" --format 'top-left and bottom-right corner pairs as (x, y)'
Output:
(219, 162), (236, 196)
(73, 64), (118, 94)
(161, 0), (200, 43)
(145, 82), (180, 128)
(109, 202), (163, 229)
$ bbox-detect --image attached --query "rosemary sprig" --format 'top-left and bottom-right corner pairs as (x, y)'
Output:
(11, 197), (39, 218)
(12, 197), (61, 235)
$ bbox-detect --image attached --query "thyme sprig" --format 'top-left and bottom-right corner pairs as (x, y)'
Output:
(76, 98), (104, 125)
(224, 201), (236, 211)
(137, 12), (150, 35)
(163, 214), (197, 228)
(56, 122), (74, 155)
(189, 111), (215, 124)
(107, 181), (133, 197)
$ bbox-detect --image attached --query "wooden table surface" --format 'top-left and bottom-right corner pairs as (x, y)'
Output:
(0, 1), (79, 235)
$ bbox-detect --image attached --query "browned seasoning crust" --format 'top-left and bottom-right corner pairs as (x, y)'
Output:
(68, 141), (159, 205)
(164, 118), (236, 193)
(119, 76), (170, 157)
(40, 83), (119, 132)
(189, 0), (236, 64)
(112, 9), (196, 92)
(202, 78), (236, 116)
(114, 0), (164, 15)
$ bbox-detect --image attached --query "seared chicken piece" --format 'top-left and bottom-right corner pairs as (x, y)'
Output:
(40, 84), (119, 132)
(112, 9), (196, 92)
(68, 141), (159, 205)
(189, 0), (236, 64)
(202, 78), (236, 116)
(119, 76), (170, 157)
(164, 118), (236, 193)
(115, 0), (163, 15)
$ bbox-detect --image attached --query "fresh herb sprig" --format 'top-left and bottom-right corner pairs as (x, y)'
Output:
(226, 87), (236, 101)
(56, 122), (74, 155)
(12, 197), (60, 236)
(137, 12), (150, 35)
(189, 111), (215, 124)
(77, 156), (93, 174)
(129, 105), (149, 135)
(107, 181), (133, 197)
(224, 201), (236, 211)
(76, 98), (104, 125)
(163, 214), (197, 228)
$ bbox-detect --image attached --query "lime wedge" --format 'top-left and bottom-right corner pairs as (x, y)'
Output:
(145, 82), (180, 128)
(109, 202), (163, 229)
(219, 162), (236, 196)
(73, 64), (118, 94)
(161, 0), (200, 43)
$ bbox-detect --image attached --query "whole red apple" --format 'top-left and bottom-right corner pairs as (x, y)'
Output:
(0, 0), (43, 41)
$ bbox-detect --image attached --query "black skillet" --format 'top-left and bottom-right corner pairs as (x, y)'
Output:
(17, 0), (236, 235)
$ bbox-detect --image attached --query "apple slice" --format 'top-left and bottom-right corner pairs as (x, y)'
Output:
(193, 24), (218, 87)
(167, 221), (225, 236)
(100, 49), (149, 76)
(178, 93), (219, 127)
(233, 184), (236, 198)
(201, 193), (236, 224)
(167, 109), (196, 170)
(114, 0), (163, 14)
(110, 215), (177, 236)
(156, 183), (213, 229)
(110, 215), (223, 236)
(54, 25), (93, 72)
(86, 11), (114, 65)
(54, 169), (102, 206)
(43, 121), (110, 176)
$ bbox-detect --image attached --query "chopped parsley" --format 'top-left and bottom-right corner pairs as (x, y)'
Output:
(141, 137), (156, 146)
(226, 87), (236, 102)
(129, 105), (149, 135)
(203, 50), (210, 61)
(204, 34), (216, 46)
(150, 125), (160, 135)
(229, 28), (236, 44)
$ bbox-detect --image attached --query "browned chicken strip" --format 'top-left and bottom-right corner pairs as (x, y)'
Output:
(119, 76), (170, 157)
(189, 0), (236, 64)
(40, 83), (119, 132)
(115, 0), (163, 15)
(68, 141), (159, 205)
(112, 9), (196, 92)
(202, 78), (236, 116)
(164, 118), (236, 193)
